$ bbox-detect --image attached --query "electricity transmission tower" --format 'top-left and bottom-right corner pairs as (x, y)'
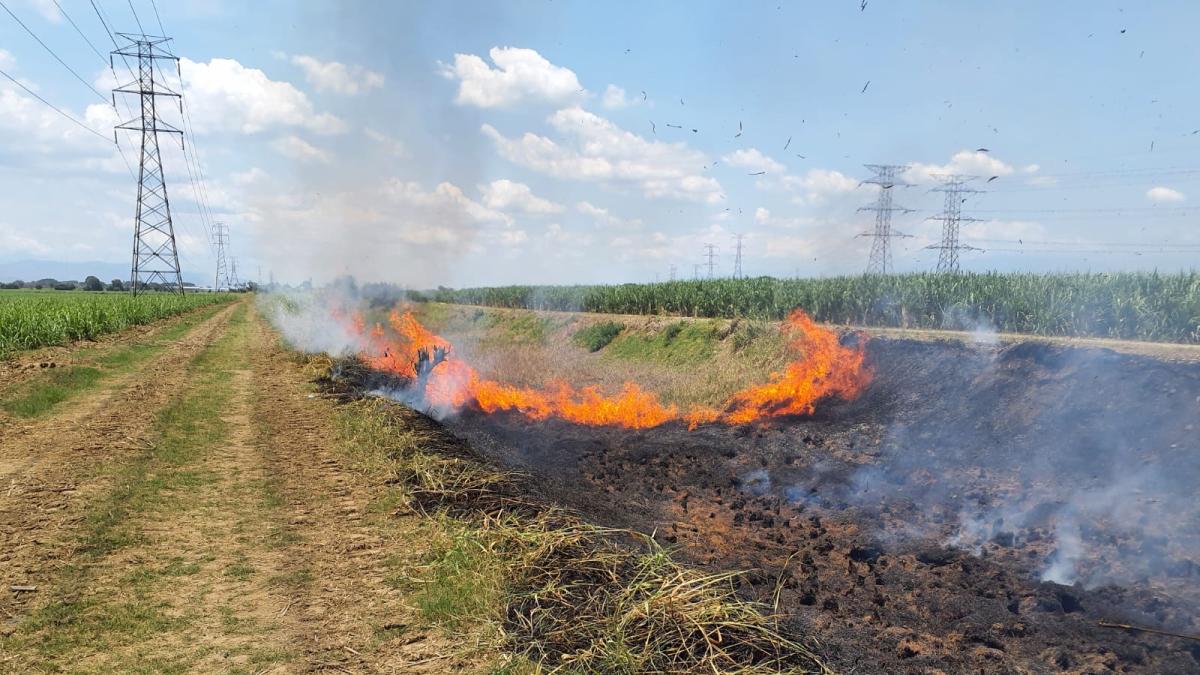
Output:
(732, 233), (745, 279)
(113, 33), (185, 294)
(703, 243), (718, 279)
(693, 264), (702, 280)
(230, 257), (242, 289)
(925, 175), (983, 273)
(211, 222), (230, 290)
(857, 164), (913, 274)
(668, 264), (677, 281)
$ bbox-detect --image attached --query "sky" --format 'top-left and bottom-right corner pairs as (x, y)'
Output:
(2, 0), (1199, 287)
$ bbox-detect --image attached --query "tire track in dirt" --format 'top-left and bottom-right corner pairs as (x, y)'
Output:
(0, 302), (240, 625)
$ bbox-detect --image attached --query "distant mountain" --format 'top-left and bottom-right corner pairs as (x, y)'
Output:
(0, 260), (204, 284)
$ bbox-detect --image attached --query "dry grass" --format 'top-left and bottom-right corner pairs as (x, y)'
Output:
(416, 304), (790, 409)
(329, 391), (829, 674)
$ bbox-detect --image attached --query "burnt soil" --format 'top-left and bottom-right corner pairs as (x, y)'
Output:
(358, 337), (1200, 673)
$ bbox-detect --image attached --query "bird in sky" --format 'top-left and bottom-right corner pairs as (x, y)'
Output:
(748, 171), (767, 176)
(861, 80), (871, 93)
(784, 136), (792, 150)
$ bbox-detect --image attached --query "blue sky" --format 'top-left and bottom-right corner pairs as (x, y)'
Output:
(2, 0), (1199, 286)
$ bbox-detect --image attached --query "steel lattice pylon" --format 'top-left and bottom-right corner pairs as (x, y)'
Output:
(113, 33), (184, 294)
(925, 174), (983, 274)
(212, 222), (230, 291)
(857, 164), (913, 275)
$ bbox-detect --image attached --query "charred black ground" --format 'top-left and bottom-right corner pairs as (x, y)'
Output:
(339, 336), (1200, 673)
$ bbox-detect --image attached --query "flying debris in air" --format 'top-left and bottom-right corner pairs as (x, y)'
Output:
(1120, 28), (1127, 34)
(692, 128), (698, 133)
(666, 123), (682, 129)
(680, 98), (685, 106)
(784, 136), (792, 150)
(987, 175), (999, 182)
(734, 121), (743, 138)
(1150, 140), (1155, 151)
(861, 0), (868, 10)
(748, 171), (767, 176)
(861, 80), (871, 93)
(795, 154), (806, 159)
(650, 120), (656, 135)
(976, 147), (990, 152)
(641, 90), (647, 101)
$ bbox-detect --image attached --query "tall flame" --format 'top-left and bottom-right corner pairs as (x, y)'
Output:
(347, 307), (870, 429)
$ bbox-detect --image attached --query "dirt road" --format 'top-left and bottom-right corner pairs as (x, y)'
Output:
(0, 300), (456, 673)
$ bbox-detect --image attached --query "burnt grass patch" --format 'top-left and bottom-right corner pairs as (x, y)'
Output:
(327, 337), (1200, 673)
(319, 358), (828, 673)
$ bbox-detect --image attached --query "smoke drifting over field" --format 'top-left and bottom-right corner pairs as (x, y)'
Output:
(830, 339), (1200, 596)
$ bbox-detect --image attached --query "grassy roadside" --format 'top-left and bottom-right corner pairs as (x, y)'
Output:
(1, 302), (229, 418)
(325, 373), (828, 674)
(0, 305), (260, 672)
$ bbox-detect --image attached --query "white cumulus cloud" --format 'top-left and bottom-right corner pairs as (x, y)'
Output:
(271, 135), (331, 163)
(440, 47), (585, 108)
(364, 128), (406, 157)
(601, 84), (633, 109)
(907, 150), (1015, 184)
(483, 106), (722, 203)
(181, 58), (346, 135)
(577, 201), (643, 228)
(1147, 186), (1185, 202)
(480, 179), (564, 214)
(289, 55), (385, 95)
(723, 148), (786, 174)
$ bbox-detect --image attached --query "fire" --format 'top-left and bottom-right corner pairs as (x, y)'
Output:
(346, 306), (871, 429)
(723, 309), (871, 423)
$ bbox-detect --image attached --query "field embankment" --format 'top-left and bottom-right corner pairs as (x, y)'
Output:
(417, 272), (1200, 343)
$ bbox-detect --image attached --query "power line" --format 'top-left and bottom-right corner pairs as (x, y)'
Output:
(0, 0), (108, 101)
(148, 0), (165, 35)
(89, 0), (117, 46)
(51, 0), (105, 61)
(126, 0), (144, 34)
(0, 66), (109, 141)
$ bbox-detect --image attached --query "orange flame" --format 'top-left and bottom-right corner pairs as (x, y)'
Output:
(344, 306), (870, 429)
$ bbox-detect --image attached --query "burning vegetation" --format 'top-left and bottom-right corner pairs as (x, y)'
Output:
(342, 305), (871, 429)
(272, 294), (1200, 672)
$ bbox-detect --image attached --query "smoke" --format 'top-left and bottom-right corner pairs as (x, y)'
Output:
(771, 338), (1200, 601)
(941, 303), (999, 346)
(258, 283), (371, 356)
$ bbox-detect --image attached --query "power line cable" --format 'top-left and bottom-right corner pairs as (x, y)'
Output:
(0, 0), (107, 101)
(148, 0), (165, 36)
(0, 66), (108, 141)
(125, 0), (144, 34)
(51, 0), (105, 61)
